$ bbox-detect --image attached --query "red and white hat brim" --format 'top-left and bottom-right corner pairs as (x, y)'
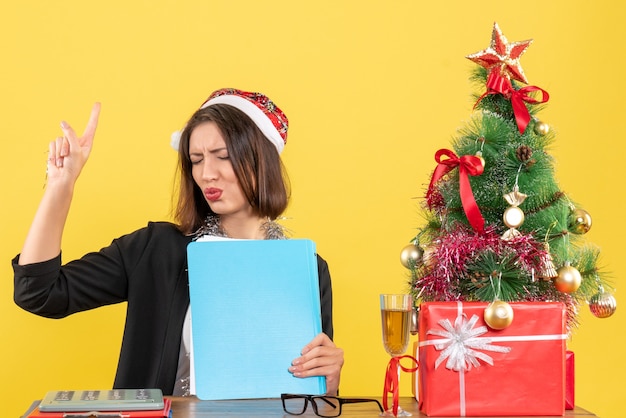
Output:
(170, 95), (285, 154)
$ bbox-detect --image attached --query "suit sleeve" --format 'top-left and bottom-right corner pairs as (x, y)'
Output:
(12, 224), (166, 318)
(316, 254), (334, 340)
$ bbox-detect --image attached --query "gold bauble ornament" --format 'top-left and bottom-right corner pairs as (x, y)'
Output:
(475, 151), (486, 169)
(589, 290), (617, 318)
(400, 243), (424, 269)
(503, 206), (525, 228)
(484, 300), (514, 329)
(421, 245), (436, 268)
(568, 208), (592, 234)
(554, 263), (582, 293)
(533, 120), (550, 136)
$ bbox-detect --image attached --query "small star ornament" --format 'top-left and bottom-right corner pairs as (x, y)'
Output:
(467, 22), (533, 84)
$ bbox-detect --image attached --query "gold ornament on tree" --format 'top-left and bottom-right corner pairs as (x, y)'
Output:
(502, 184), (528, 240)
(568, 207), (592, 235)
(538, 223), (558, 281)
(554, 261), (582, 293)
(533, 120), (550, 136)
(400, 242), (424, 269)
(484, 300), (514, 329)
(483, 274), (514, 330)
(420, 239), (440, 268)
(475, 137), (486, 169)
(538, 242), (558, 280)
(475, 150), (486, 169)
(589, 286), (617, 318)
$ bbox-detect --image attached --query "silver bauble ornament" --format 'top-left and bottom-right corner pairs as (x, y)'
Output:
(589, 291), (617, 318)
(400, 243), (423, 269)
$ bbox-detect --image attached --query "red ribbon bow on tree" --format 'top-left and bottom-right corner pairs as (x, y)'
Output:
(426, 149), (485, 232)
(476, 70), (550, 134)
(383, 355), (419, 416)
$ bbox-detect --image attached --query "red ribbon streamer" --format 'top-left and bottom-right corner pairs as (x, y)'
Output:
(383, 355), (419, 416)
(426, 149), (485, 232)
(476, 70), (550, 134)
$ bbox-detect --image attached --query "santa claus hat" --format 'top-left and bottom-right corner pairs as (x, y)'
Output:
(170, 88), (288, 154)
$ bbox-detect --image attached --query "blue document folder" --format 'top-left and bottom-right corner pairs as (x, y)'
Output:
(187, 239), (326, 400)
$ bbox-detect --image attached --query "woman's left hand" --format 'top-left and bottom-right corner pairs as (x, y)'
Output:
(289, 333), (344, 396)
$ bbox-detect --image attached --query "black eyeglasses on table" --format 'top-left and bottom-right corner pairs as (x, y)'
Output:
(281, 393), (384, 417)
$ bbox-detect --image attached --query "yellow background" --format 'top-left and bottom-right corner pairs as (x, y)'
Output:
(1, 1), (623, 417)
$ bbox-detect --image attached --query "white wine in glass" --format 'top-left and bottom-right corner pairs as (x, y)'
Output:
(380, 294), (412, 416)
(380, 294), (411, 356)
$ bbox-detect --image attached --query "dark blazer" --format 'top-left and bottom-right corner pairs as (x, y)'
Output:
(13, 221), (334, 395)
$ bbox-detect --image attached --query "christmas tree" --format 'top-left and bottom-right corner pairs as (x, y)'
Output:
(403, 23), (616, 331)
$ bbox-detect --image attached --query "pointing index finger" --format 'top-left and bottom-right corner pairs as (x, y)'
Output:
(83, 102), (101, 138)
(59, 102), (102, 151)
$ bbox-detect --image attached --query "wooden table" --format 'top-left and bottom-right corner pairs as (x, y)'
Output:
(20, 397), (597, 417)
(168, 396), (597, 417)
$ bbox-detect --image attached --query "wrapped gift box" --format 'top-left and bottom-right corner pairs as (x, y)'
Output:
(413, 344), (575, 412)
(416, 301), (566, 416)
(565, 350), (575, 410)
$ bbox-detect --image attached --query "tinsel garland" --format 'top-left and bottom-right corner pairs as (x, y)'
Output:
(411, 223), (579, 330)
(193, 214), (289, 240)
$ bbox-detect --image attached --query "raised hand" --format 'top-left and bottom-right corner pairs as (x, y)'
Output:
(19, 102), (102, 265)
(46, 102), (101, 185)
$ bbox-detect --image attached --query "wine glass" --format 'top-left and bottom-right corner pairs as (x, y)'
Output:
(380, 294), (412, 417)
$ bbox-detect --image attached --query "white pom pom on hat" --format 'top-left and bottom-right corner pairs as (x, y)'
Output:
(170, 130), (182, 150)
(170, 88), (288, 154)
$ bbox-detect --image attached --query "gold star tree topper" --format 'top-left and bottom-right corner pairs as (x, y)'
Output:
(466, 22), (533, 84)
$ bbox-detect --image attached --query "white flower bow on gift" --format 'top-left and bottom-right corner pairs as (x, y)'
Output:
(427, 313), (511, 372)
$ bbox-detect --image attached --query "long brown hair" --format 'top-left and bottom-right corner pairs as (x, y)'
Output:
(174, 104), (290, 235)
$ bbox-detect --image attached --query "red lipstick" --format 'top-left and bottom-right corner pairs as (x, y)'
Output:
(205, 188), (223, 201)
